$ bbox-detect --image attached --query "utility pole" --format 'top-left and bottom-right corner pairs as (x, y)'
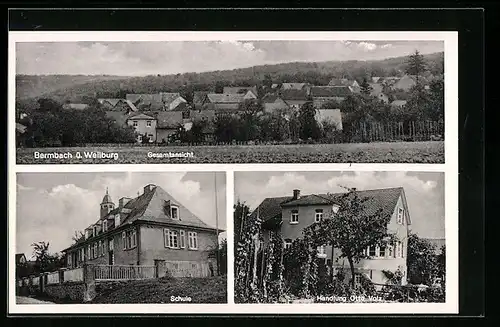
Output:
(214, 172), (220, 276)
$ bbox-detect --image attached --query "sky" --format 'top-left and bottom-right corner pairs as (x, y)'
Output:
(16, 40), (444, 76)
(234, 171), (445, 240)
(16, 172), (226, 259)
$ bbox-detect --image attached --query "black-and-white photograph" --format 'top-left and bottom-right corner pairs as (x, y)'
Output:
(234, 171), (445, 304)
(15, 172), (227, 304)
(14, 38), (445, 164)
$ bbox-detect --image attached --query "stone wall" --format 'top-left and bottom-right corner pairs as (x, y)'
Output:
(44, 282), (87, 302)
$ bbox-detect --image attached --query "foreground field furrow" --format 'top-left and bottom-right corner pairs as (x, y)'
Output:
(16, 141), (444, 164)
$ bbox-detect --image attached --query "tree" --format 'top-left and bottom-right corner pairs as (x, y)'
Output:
(214, 81), (225, 94)
(262, 74), (273, 89)
(405, 50), (427, 84)
(234, 200), (251, 247)
(298, 102), (321, 141)
(72, 230), (85, 245)
(359, 77), (373, 96)
(436, 245), (446, 283)
(304, 188), (396, 288)
(37, 98), (63, 113)
(31, 241), (64, 274)
(406, 233), (438, 285)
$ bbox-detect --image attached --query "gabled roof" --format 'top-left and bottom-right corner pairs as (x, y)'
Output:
(279, 89), (309, 101)
(63, 185), (219, 252)
(281, 83), (307, 90)
(156, 111), (183, 129)
(262, 93), (282, 103)
(126, 94), (163, 109)
(128, 113), (155, 120)
(16, 123), (27, 134)
(328, 78), (353, 87)
(193, 91), (209, 105)
(16, 253), (26, 263)
(223, 86), (257, 95)
(252, 187), (407, 226)
(310, 86), (352, 98)
(160, 92), (185, 106)
(206, 93), (245, 104)
(98, 98), (123, 107)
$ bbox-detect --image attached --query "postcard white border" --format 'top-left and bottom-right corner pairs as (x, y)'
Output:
(8, 31), (458, 315)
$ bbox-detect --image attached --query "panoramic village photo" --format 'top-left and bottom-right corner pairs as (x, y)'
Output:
(15, 39), (445, 164)
(234, 171), (446, 304)
(15, 172), (227, 304)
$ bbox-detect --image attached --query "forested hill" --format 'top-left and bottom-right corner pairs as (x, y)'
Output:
(16, 51), (443, 105)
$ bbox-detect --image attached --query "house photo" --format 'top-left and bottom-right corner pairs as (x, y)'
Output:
(16, 172), (227, 304)
(234, 171), (445, 303)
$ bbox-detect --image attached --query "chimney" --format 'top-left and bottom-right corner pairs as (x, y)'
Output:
(293, 189), (301, 200)
(143, 184), (156, 194)
(119, 197), (132, 209)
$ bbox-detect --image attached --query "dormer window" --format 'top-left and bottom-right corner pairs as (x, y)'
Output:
(290, 210), (299, 224)
(171, 206), (179, 220)
(397, 207), (404, 224)
(315, 209), (323, 223)
(102, 220), (108, 232)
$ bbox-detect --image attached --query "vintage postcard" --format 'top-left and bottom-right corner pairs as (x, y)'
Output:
(8, 30), (458, 315)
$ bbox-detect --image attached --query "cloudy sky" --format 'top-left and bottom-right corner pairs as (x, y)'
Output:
(16, 40), (444, 76)
(16, 172), (226, 259)
(234, 171), (445, 239)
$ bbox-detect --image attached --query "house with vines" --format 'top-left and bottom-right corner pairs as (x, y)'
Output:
(245, 187), (411, 289)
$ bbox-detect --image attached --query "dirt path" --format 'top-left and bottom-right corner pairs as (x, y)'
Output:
(16, 296), (55, 304)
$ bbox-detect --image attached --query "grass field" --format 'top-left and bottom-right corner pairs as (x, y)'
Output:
(91, 276), (227, 304)
(16, 141), (444, 164)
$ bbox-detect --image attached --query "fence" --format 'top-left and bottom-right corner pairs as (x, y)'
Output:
(164, 261), (211, 278)
(64, 267), (84, 282)
(346, 120), (444, 143)
(46, 271), (60, 285)
(93, 264), (156, 280)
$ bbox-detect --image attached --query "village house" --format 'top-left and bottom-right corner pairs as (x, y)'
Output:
(192, 91), (210, 110)
(310, 86), (352, 108)
(262, 94), (290, 114)
(201, 93), (246, 113)
(278, 89), (310, 110)
(391, 74), (418, 91)
(126, 112), (157, 143)
(155, 111), (183, 143)
(98, 98), (138, 113)
(328, 78), (360, 89)
(222, 86), (258, 100)
(62, 184), (221, 275)
(390, 100), (408, 109)
(280, 83), (309, 91)
(251, 187), (410, 286)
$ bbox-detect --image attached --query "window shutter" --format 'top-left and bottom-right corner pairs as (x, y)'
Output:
(122, 231), (126, 249)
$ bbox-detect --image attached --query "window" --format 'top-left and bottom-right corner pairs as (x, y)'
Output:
(123, 229), (137, 249)
(171, 206), (179, 220)
(284, 239), (292, 250)
(146, 120), (152, 127)
(397, 207), (404, 224)
(93, 226), (98, 236)
(290, 210), (299, 224)
(108, 239), (113, 251)
(368, 246), (376, 257)
(182, 111), (190, 119)
(188, 232), (198, 250)
(388, 244), (394, 258)
(164, 229), (179, 248)
(102, 220), (107, 232)
(87, 245), (90, 260)
(180, 230), (186, 248)
(396, 241), (402, 258)
(133, 120), (138, 127)
(315, 209), (323, 223)
(379, 245), (386, 258)
(98, 240), (102, 257)
(93, 243), (98, 259)
(317, 245), (326, 257)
